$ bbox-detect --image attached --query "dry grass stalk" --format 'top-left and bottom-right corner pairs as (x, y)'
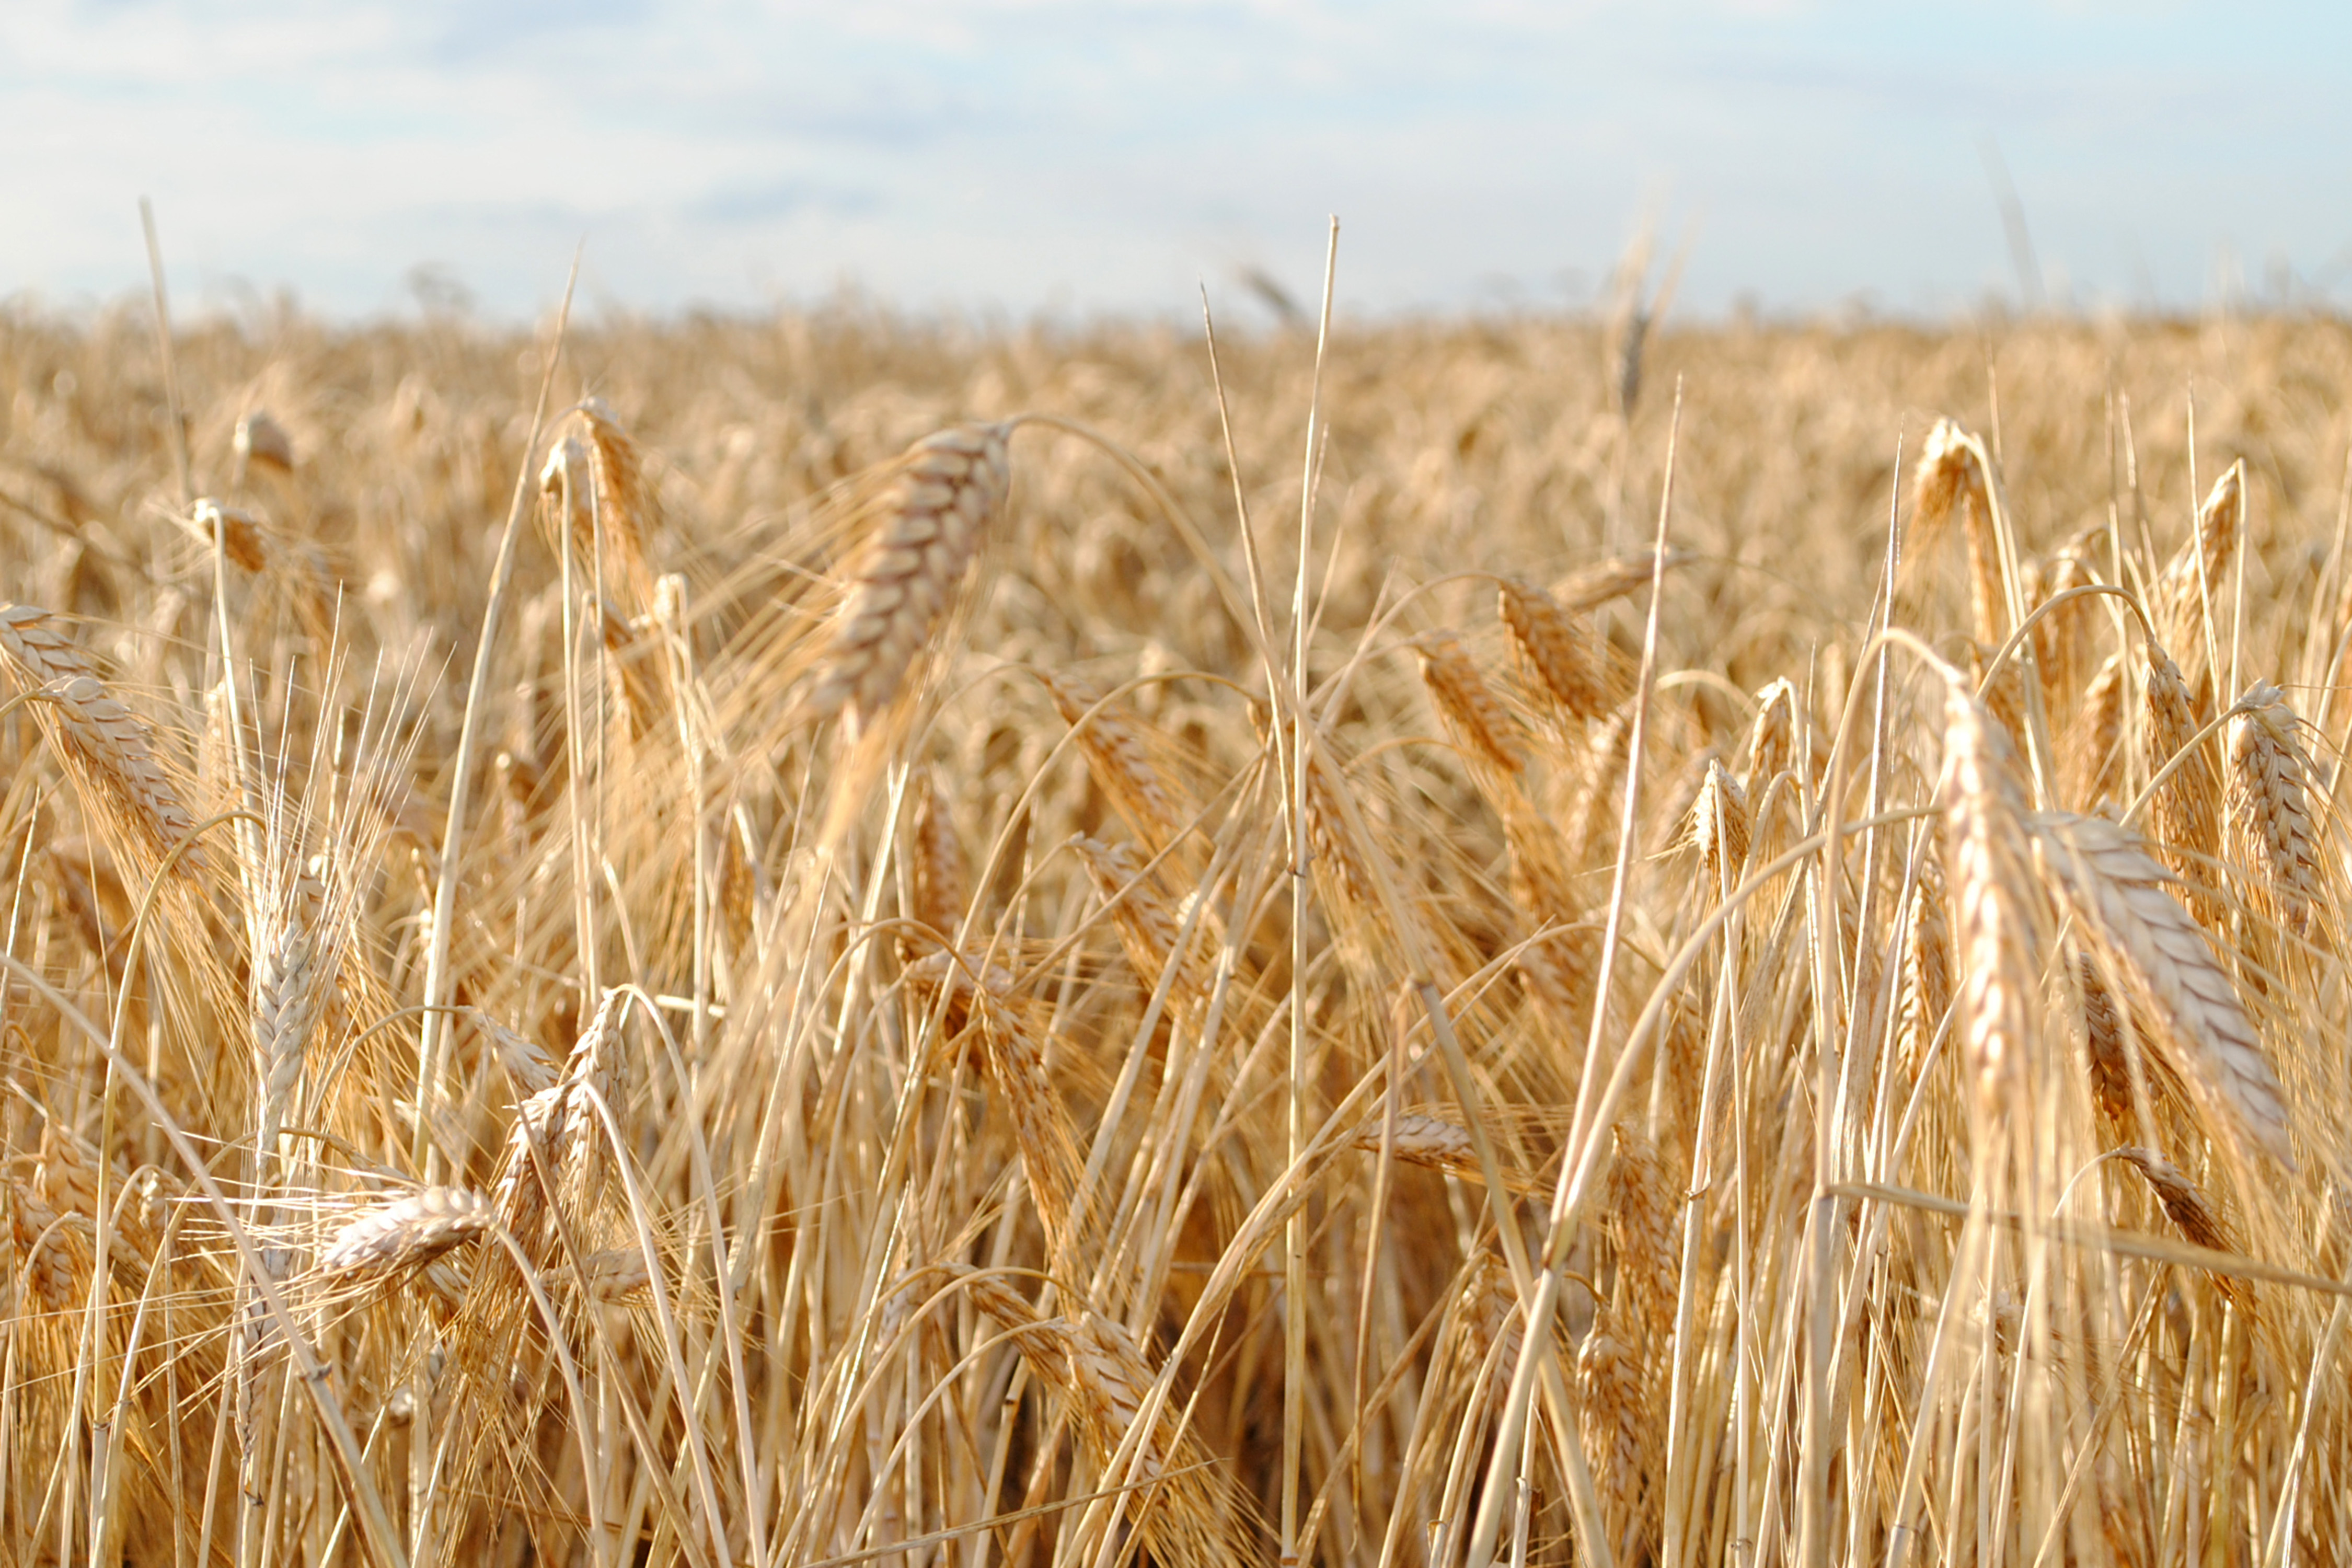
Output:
(805, 421), (1013, 730)
(1412, 629), (1528, 776)
(1043, 669), (1184, 848)
(318, 1187), (492, 1283)
(1498, 575), (1610, 723)
(2032, 811), (2293, 1166)
(2226, 682), (2323, 941)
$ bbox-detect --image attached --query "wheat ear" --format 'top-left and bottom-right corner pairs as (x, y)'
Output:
(1042, 670), (1183, 848)
(2031, 810), (2293, 1166)
(1942, 685), (2042, 1125)
(1499, 575), (1609, 723)
(2225, 682), (2323, 941)
(319, 1188), (493, 1284)
(805, 422), (1013, 729)
(1412, 629), (1529, 776)
(0, 602), (203, 865)
(1686, 759), (1749, 897)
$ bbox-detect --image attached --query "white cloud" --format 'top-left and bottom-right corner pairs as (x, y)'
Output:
(0, 0), (2344, 319)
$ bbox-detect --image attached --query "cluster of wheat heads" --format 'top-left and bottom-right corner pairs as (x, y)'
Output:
(6, 301), (2352, 1567)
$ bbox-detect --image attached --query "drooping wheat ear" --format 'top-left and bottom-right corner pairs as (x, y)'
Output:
(188, 498), (269, 572)
(1298, 740), (1382, 932)
(2155, 463), (2243, 681)
(1557, 547), (1689, 614)
(2077, 955), (2132, 1125)
(954, 1267), (1253, 1568)
(2142, 642), (2225, 925)
(1073, 834), (1195, 995)
(970, 984), (1088, 1272)
(1571, 701), (1635, 864)
(480, 1014), (559, 1096)
(805, 421), (1013, 730)
(318, 1188), (492, 1285)
(2031, 810), (2293, 1166)
(1912, 418), (2007, 645)
(0, 610), (203, 875)
(574, 398), (660, 609)
(233, 408), (294, 477)
(1941, 684), (2044, 1125)
(1042, 670), (1183, 848)
(2112, 1147), (2239, 1260)
(1897, 856), (1953, 1081)
(2069, 651), (2127, 808)
(1577, 1304), (1649, 1560)
(2226, 682), (2323, 941)
(909, 774), (971, 949)
(2073, 953), (2184, 1132)
(492, 987), (627, 1263)
(2030, 532), (2100, 717)
(1498, 575), (1609, 723)
(1745, 677), (1798, 792)
(1412, 629), (1529, 777)
(596, 597), (668, 739)
(579, 1247), (654, 1302)
(1605, 1122), (1677, 1347)
(1685, 759), (1749, 897)
(1348, 1112), (1538, 1194)
(8, 1178), (83, 1309)
(537, 432), (594, 561)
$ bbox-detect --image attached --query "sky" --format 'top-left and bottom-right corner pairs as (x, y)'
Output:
(2, 0), (2348, 324)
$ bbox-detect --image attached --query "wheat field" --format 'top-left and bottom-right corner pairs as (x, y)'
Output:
(4, 294), (2352, 1567)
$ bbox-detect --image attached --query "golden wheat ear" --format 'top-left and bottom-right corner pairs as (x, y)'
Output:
(803, 421), (1013, 733)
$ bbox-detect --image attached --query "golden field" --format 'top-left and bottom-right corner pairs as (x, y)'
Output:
(4, 296), (2351, 1566)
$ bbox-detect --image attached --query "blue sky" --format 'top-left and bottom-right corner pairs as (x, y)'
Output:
(3, 1), (2347, 321)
